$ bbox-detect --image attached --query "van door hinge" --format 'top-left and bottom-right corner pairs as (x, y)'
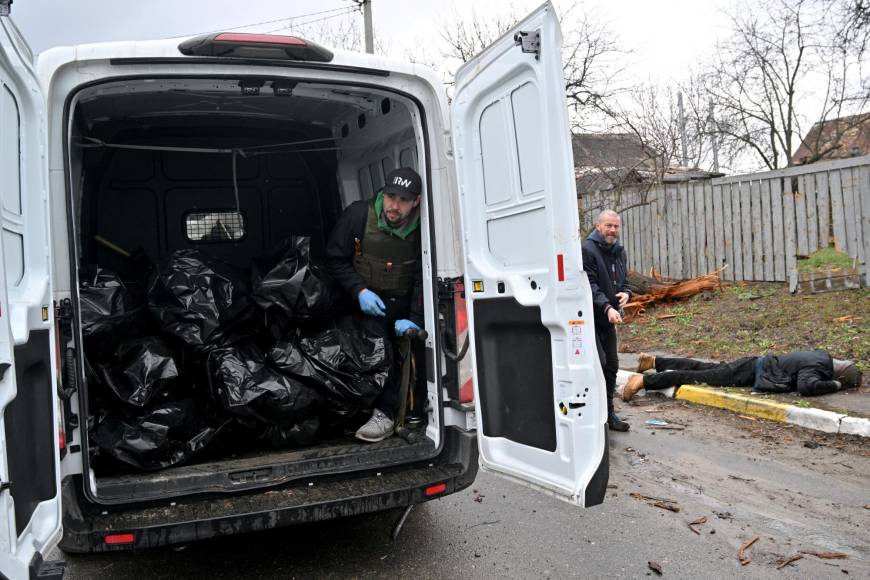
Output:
(0, 480), (11, 493)
(0, 1), (10, 17)
(514, 30), (540, 60)
(55, 298), (73, 321)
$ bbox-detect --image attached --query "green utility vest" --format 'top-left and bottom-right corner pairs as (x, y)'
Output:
(353, 203), (419, 296)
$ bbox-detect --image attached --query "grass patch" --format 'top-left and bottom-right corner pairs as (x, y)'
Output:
(797, 246), (855, 273)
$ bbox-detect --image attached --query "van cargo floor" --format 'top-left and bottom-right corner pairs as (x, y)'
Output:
(95, 434), (437, 504)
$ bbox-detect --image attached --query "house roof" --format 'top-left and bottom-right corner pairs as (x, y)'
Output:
(792, 113), (870, 165)
(572, 133), (659, 172)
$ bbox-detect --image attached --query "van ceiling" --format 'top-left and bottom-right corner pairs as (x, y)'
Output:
(74, 79), (388, 130)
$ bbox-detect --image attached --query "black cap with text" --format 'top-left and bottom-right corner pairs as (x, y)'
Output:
(383, 167), (422, 200)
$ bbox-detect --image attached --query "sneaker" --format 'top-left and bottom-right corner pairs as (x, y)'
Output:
(608, 413), (630, 432)
(636, 353), (656, 373)
(622, 374), (645, 402)
(355, 409), (395, 443)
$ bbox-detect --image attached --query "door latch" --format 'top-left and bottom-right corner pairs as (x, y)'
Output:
(514, 30), (540, 59)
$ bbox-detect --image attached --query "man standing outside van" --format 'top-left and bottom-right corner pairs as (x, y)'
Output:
(327, 167), (424, 442)
(582, 210), (632, 432)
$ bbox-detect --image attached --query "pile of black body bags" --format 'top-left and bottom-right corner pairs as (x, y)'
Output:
(80, 238), (392, 472)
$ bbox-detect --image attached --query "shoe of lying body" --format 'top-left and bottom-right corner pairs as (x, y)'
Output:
(622, 374), (645, 402)
(636, 352), (656, 373)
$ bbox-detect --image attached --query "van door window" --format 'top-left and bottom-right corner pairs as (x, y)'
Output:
(0, 84), (24, 286)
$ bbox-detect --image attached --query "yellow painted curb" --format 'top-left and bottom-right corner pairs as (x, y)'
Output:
(674, 385), (790, 423)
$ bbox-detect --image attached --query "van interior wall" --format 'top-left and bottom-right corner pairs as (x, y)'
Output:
(77, 119), (341, 273)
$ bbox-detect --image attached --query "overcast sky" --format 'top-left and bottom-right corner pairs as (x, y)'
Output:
(10, 0), (731, 84)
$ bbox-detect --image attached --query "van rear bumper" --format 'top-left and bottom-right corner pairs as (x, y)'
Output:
(60, 428), (477, 553)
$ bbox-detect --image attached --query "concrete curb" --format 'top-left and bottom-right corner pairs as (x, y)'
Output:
(615, 370), (869, 437)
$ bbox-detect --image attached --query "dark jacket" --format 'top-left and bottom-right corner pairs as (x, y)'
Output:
(325, 198), (423, 326)
(754, 350), (839, 396)
(582, 229), (632, 328)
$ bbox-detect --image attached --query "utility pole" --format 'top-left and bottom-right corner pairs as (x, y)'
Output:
(356, 0), (374, 54)
(677, 92), (689, 167)
(707, 100), (720, 173)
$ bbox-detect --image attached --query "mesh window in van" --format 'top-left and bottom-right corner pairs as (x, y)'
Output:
(185, 210), (246, 242)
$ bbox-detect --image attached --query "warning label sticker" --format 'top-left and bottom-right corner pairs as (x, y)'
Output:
(569, 320), (583, 356)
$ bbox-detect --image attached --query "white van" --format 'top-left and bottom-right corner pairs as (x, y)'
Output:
(0, 2), (608, 577)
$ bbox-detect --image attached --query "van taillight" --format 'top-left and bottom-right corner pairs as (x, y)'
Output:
(178, 32), (334, 62)
(454, 282), (474, 404)
(425, 483), (447, 496)
(104, 533), (135, 546)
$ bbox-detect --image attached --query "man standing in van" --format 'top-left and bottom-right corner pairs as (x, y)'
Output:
(582, 210), (632, 432)
(327, 167), (424, 442)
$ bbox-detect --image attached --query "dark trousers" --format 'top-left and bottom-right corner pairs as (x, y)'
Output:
(644, 356), (759, 390)
(362, 292), (414, 420)
(594, 323), (619, 416)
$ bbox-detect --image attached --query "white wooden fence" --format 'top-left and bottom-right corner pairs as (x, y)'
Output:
(579, 156), (870, 285)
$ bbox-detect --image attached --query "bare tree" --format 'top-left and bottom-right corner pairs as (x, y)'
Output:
(436, 2), (625, 121)
(706, 0), (868, 170)
(439, 5), (523, 68)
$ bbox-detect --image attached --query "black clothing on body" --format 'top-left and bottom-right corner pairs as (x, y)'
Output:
(754, 350), (841, 396)
(643, 350), (842, 396)
(643, 356), (758, 390)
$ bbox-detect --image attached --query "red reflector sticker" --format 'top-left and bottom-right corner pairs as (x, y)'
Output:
(425, 483), (447, 496)
(557, 254), (565, 281)
(214, 32), (305, 45)
(104, 533), (135, 545)
(58, 430), (65, 450)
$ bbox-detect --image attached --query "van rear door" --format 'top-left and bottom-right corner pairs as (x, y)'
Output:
(451, 1), (608, 506)
(0, 6), (64, 579)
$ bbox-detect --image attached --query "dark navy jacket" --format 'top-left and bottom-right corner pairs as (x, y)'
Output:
(754, 350), (839, 395)
(581, 230), (632, 328)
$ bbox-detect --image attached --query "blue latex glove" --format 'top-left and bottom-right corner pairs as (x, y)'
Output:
(394, 319), (420, 336)
(358, 289), (386, 317)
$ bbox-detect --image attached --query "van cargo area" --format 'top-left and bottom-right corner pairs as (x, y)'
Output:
(64, 77), (441, 503)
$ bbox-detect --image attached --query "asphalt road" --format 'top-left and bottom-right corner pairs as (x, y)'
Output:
(63, 399), (869, 579)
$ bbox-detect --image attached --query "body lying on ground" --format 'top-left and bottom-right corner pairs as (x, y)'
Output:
(622, 350), (861, 402)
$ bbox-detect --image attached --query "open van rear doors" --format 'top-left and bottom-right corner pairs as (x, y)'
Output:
(0, 6), (64, 579)
(451, 1), (609, 506)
